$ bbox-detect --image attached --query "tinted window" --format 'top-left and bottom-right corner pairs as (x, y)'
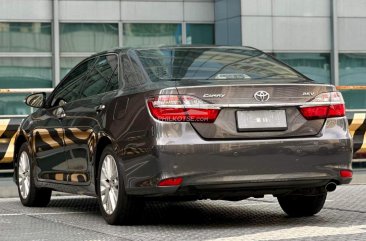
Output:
(121, 54), (145, 88)
(135, 47), (305, 82)
(105, 55), (119, 92)
(51, 58), (95, 106)
(105, 67), (119, 92)
(80, 54), (118, 98)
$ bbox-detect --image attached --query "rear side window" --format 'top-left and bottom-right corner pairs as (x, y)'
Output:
(80, 54), (118, 98)
(121, 54), (145, 88)
(51, 58), (96, 106)
(105, 55), (119, 92)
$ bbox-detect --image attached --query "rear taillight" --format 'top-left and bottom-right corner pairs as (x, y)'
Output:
(299, 92), (345, 120)
(147, 95), (220, 122)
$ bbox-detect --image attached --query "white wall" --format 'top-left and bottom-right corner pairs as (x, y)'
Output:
(338, 0), (366, 52)
(0, 0), (214, 23)
(0, 0), (52, 21)
(59, 0), (214, 23)
(240, 0), (331, 52)
(239, 0), (366, 53)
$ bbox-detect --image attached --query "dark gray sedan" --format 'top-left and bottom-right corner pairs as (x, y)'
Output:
(14, 46), (352, 225)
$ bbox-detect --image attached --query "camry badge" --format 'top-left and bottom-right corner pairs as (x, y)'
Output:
(254, 91), (270, 102)
(203, 94), (225, 98)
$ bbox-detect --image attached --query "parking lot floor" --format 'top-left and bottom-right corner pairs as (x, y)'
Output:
(0, 184), (365, 241)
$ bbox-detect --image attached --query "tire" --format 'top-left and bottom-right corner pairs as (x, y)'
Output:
(278, 193), (327, 217)
(97, 145), (143, 225)
(16, 142), (52, 207)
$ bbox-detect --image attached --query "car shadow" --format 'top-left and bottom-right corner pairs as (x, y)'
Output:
(46, 197), (331, 228)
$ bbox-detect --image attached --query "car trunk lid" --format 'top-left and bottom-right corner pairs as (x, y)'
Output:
(175, 82), (336, 139)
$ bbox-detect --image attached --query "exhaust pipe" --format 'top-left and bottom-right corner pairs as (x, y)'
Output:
(325, 182), (337, 192)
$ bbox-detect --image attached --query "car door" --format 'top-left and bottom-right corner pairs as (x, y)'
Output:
(32, 105), (66, 182)
(113, 54), (149, 156)
(61, 54), (119, 184)
(40, 58), (96, 183)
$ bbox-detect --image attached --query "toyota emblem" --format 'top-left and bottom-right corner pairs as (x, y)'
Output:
(254, 91), (270, 102)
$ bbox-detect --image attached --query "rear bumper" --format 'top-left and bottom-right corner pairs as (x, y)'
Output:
(124, 117), (353, 197)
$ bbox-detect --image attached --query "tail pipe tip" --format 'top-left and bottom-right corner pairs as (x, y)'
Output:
(325, 182), (337, 192)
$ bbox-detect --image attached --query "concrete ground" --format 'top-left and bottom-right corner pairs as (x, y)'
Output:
(352, 169), (366, 184)
(0, 185), (365, 241)
(0, 170), (365, 241)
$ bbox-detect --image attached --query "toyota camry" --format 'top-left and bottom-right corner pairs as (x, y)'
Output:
(14, 46), (352, 225)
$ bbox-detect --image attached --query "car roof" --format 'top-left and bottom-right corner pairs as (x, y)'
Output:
(89, 45), (262, 58)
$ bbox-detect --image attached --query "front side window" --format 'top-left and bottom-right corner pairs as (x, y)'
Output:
(51, 58), (95, 106)
(80, 54), (118, 98)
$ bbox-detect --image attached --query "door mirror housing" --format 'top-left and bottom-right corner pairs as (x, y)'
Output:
(25, 92), (46, 108)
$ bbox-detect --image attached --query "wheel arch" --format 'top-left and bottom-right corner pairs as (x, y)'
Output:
(94, 134), (117, 193)
(13, 134), (27, 168)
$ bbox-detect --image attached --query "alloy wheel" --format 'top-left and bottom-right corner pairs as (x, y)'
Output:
(100, 154), (119, 215)
(18, 151), (30, 199)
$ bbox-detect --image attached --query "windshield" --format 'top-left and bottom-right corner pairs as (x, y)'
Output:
(134, 47), (306, 82)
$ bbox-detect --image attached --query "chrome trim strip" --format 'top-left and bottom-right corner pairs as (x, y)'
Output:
(166, 83), (335, 90)
(156, 102), (341, 109)
(0, 115), (27, 118)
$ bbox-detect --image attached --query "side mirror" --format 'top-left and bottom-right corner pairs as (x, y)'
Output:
(25, 92), (46, 108)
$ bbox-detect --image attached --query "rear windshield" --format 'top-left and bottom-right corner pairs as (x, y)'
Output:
(134, 47), (306, 82)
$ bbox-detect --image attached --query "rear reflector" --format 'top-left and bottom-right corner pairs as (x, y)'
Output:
(299, 92), (345, 120)
(147, 95), (220, 122)
(158, 177), (183, 187)
(340, 170), (353, 178)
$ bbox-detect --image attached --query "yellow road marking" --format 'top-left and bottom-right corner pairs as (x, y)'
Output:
(0, 119), (10, 137)
(0, 138), (10, 144)
(349, 113), (366, 138)
(0, 130), (18, 163)
(356, 132), (366, 154)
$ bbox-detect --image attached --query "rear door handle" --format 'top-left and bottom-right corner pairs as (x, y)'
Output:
(96, 104), (105, 113)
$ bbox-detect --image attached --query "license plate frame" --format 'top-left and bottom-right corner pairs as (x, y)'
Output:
(236, 110), (288, 132)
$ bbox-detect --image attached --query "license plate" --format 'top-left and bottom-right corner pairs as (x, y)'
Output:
(236, 110), (287, 131)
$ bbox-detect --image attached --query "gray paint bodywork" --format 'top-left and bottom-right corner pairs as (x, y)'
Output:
(14, 47), (353, 200)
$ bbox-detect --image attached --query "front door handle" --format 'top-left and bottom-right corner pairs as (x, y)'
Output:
(96, 104), (105, 113)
